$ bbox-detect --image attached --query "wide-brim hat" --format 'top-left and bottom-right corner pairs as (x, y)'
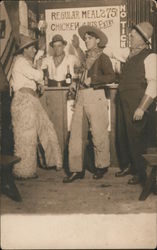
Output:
(16, 34), (38, 53)
(78, 25), (108, 47)
(132, 22), (153, 45)
(49, 34), (67, 47)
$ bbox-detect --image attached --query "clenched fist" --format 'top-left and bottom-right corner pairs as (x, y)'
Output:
(133, 108), (144, 121)
(84, 77), (91, 87)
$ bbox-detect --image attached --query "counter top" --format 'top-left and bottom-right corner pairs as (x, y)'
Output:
(44, 83), (119, 91)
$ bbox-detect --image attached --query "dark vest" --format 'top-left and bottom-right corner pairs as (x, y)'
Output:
(87, 53), (112, 82)
(119, 48), (151, 95)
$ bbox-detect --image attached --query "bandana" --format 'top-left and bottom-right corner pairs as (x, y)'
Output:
(53, 51), (65, 68)
(85, 47), (103, 70)
(80, 47), (103, 83)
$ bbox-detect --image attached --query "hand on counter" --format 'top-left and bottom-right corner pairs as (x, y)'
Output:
(84, 77), (91, 87)
(69, 81), (76, 92)
(36, 58), (43, 70)
(67, 81), (77, 100)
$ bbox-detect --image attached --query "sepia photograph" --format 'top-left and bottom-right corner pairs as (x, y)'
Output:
(0, 0), (157, 249)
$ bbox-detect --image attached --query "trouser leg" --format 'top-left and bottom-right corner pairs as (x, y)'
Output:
(115, 93), (131, 170)
(36, 101), (62, 169)
(122, 93), (148, 181)
(11, 94), (37, 178)
(13, 128), (37, 178)
(127, 118), (148, 181)
(85, 99), (110, 168)
(146, 102), (157, 147)
(69, 103), (88, 173)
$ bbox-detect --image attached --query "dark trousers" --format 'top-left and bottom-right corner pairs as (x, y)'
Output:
(116, 90), (156, 181)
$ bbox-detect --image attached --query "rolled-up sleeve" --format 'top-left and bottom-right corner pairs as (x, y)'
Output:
(15, 58), (44, 82)
(104, 46), (130, 62)
(144, 53), (157, 99)
(29, 67), (43, 82)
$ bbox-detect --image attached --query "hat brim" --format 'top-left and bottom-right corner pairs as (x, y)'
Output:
(49, 40), (67, 47)
(132, 24), (151, 45)
(16, 39), (38, 54)
(78, 25), (108, 47)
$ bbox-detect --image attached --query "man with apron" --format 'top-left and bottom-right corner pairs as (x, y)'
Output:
(115, 22), (157, 186)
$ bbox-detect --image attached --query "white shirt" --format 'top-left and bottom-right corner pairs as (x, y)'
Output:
(10, 55), (44, 92)
(41, 54), (80, 81)
(104, 47), (157, 98)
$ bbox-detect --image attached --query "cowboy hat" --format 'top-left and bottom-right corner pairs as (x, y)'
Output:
(78, 25), (108, 47)
(16, 34), (38, 53)
(132, 22), (153, 45)
(49, 34), (67, 47)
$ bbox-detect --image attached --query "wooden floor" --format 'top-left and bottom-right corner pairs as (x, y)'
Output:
(1, 167), (156, 215)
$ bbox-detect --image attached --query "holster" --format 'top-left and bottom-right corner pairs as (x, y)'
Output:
(90, 82), (110, 98)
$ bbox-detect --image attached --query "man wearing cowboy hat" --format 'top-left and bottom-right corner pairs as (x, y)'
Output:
(113, 22), (157, 186)
(41, 34), (81, 84)
(10, 34), (62, 179)
(63, 25), (115, 183)
(39, 33), (83, 153)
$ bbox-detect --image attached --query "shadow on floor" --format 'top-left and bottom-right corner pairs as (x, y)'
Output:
(1, 167), (156, 215)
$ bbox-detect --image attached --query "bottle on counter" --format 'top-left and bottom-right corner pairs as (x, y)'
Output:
(43, 68), (49, 86)
(65, 65), (72, 85)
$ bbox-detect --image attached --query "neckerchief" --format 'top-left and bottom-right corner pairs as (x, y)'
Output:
(53, 51), (65, 68)
(80, 47), (103, 83)
(85, 47), (103, 70)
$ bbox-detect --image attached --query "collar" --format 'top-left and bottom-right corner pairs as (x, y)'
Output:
(129, 45), (147, 58)
(53, 51), (65, 67)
